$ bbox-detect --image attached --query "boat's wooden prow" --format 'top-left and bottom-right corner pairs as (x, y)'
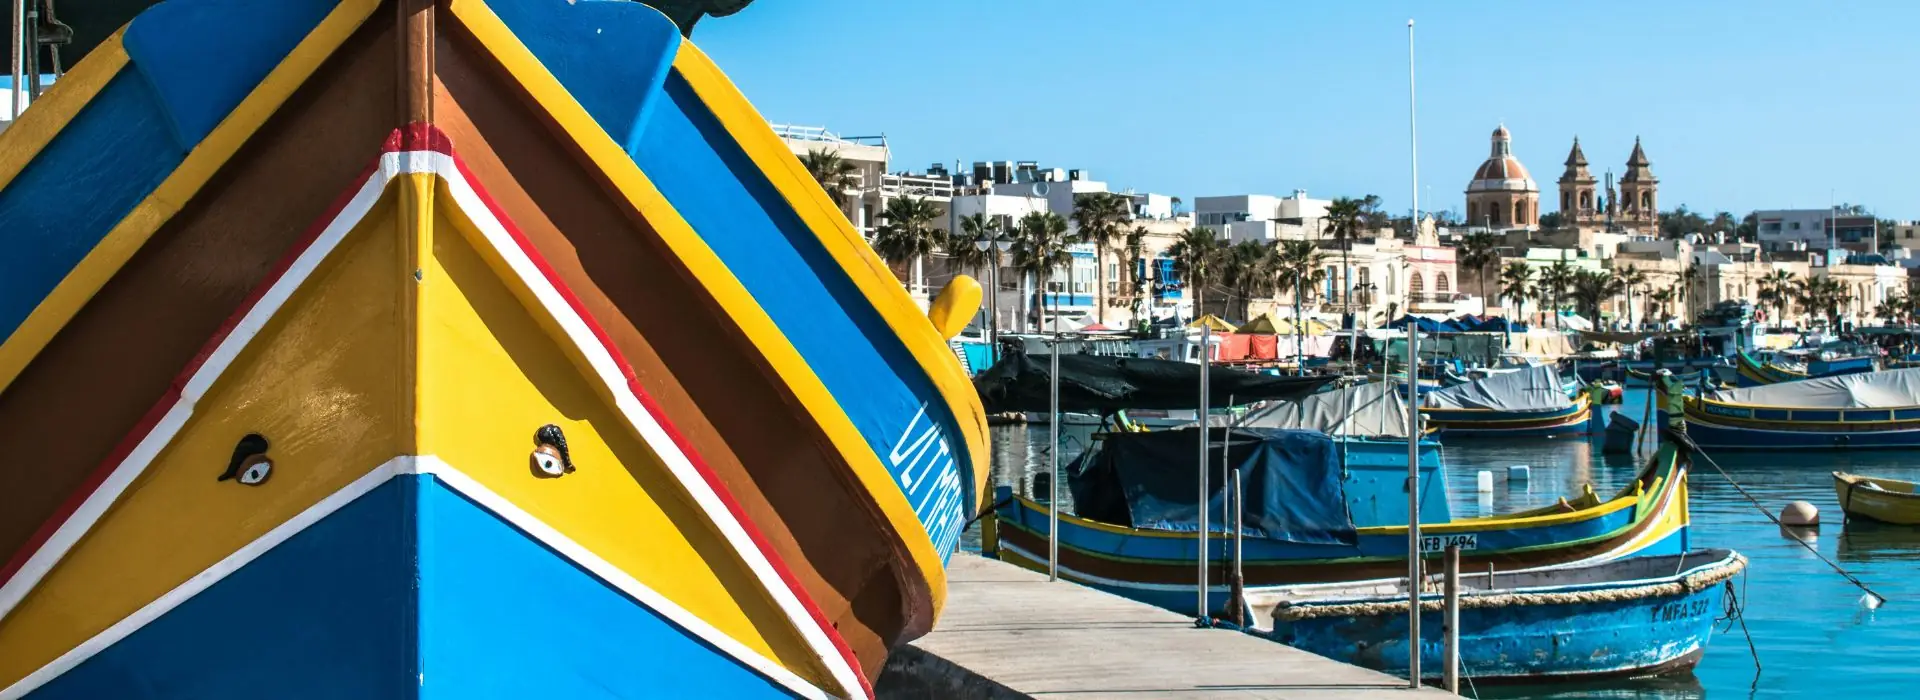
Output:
(0, 0), (990, 696)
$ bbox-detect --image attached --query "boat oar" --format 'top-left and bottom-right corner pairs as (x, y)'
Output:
(1687, 441), (1888, 608)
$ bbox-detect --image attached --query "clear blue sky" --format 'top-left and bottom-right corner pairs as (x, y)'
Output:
(695, 1), (1919, 220)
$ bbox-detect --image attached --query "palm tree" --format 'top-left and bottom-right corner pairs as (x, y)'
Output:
(1457, 231), (1501, 304)
(1012, 211), (1072, 332)
(947, 213), (999, 279)
(1677, 262), (1701, 326)
(1757, 269), (1796, 328)
(1612, 264), (1648, 330)
(1219, 240), (1271, 321)
(1167, 228), (1222, 321)
(1124, 226), (1149, 321)
(1648, 288), (1676, 325)
(1535, 260), (1575, 329)
(873, 195), (942, 295)
(1270, 239), (1329, 372)
(1322, 195), (1383, 324)
(1569, 269), (1623, 323)
(1500, 262), (1534, 325)
(800, 148), (860, 210)
(1071, 192), (1132, 325)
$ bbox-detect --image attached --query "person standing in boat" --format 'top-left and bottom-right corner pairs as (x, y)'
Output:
(1655, 368), (1695, 453)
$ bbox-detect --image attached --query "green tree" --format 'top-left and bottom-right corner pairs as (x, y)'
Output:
(1757, 269), (1797, 327)
(1538, 211), (1564, 229)
(1658, 205), (1710, 239)
(1457, 231), (1501, 303)
(1071, 192), (1132, 325)
(800, 148), (859, 209)
(1678, 262), (1701, 325)
(1167, 227), (1222, 321)
(1323, 196), (1382, 321)
(946, 213), (999, 281)
(1500, 261), (1534, 324)
(1123, 226), (1149, 321)
(1219, 240), (1272, 321)
(873, 195), (942, 294)
(1569, 269), (1623, 323)
(1269, 239), (1328, 371)
(1612, 263), (1649, 329)
(1012, 211), (1072, 332)
(1736, 212), (1759, 242)
(1534, 260), (1576, 328)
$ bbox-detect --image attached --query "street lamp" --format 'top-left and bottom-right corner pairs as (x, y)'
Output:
(974, 233), (1015, 363)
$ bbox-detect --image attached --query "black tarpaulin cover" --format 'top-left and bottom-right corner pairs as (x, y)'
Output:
(1067, 428), (1357, 546)
(974, 353), (1335, 414)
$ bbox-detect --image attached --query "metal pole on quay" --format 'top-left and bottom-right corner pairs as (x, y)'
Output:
(1048, 332), (1061, 582)
(1196, 323), (1212, 622)
(1444, 544), (1461, 694)
(1405, 16), (1424, 689)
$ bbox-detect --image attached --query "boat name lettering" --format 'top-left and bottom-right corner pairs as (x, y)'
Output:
(1701, 403), (1751, 419)
(889, 403), (966, 556)
(1419, 534), (1476, 553)
(1650, 597), (1709, 622)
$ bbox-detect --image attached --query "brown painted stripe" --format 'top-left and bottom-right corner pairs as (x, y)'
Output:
(432, 27), (916, 678)
(0, 18), (400, 574)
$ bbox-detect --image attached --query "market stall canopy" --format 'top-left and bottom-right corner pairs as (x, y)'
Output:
(1424, 364), (1572, 412)
(1189, 314), (1239, 333)
(1238, 313), (1284, 334)
(1068, 428), (1357, 545)
(1387, 315), (1528, 333)
(973, 353), (1335, 414)
(1708, 367), (1920, 408)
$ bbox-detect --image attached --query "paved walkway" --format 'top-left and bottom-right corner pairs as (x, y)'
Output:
(888, 553), (1452, 699)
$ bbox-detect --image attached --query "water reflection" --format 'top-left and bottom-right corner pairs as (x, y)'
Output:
(1838, 520), (1920, 563)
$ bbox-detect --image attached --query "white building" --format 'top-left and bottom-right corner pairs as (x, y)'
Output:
(991, 172), (1108, 223)
(1192, 190), (1330, 243)
(1128, 192), (1178, 221)
(1753, 209), (1880, 252)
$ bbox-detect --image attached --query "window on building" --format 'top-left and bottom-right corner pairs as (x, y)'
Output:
(1640, 193), (1651, 210)
(1562, 192), (1572, 211)
(1436, 273), (1451, 294)
(1790, 222), (1801, 230)
(1410, 272), (1425, 298)
(1513, 202), (1524, 224)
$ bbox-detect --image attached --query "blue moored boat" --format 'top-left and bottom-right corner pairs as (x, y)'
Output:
(1249, 549), (1747, 682)
(1670, 367), (1920, 450)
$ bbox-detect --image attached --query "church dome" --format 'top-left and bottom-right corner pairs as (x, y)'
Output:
(1467, 124), (1537, 193)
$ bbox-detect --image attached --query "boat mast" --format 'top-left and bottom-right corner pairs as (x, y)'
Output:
(1048, 332), (1061, 581)
(1404, 17), (1424, 688)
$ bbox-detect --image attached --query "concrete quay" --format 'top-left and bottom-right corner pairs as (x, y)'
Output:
(875, 553), (1454, 699)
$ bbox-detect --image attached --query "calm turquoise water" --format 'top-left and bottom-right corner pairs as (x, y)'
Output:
(976, 391), (1920, 699)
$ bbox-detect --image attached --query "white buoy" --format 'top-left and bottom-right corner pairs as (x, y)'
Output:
(1476, 470), (1495, 493)
(1780, 501), (1820, 527)
(1507, 465), (1530, 483)
(1862, 593), (1885, 610)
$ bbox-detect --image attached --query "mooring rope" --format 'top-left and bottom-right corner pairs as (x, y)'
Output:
(1688, 442), (1888, 606)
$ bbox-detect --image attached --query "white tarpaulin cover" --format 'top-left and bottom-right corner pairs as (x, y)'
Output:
(1235, 382), (1412, 439)
(1708, 367), (1920, 408)
(1424, 364), (1571, 412)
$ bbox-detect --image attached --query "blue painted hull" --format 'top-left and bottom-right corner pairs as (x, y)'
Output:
(1262, 550), (1741, 681)
(24, 476), (801, 699)
(1678, 413), (1920, 450)
(486, 0), (975, 560)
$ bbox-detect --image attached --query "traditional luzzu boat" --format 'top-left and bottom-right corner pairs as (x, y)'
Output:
(0, 1), (988, 697)
(1835, 472), (1920, 525)
(982, 433), (1692, 616)
(1730, 349), (1806, 386)
(1248, 549), (1747, 682)
(1420, 365), (1593, 438)
(1666, 368), (1920, 450)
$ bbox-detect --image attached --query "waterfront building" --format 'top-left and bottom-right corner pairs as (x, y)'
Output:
(1753, 208), (1880, 253)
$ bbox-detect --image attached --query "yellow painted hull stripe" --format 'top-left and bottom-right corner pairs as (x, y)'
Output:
(0, 0), (380, 396)
(670, 43), (993, 518)
(0, 31), (127, 196)
(448, 0), (948, 615)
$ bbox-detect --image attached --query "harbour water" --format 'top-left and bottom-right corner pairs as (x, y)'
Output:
(974, 390), (1920, 698)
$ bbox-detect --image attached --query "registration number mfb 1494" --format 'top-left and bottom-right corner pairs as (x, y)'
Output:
(1419, 534), (1478, 553)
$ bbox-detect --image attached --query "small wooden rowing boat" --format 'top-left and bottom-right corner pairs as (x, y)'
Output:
(1249, 549), (1747, 682)
(1835, 472), (1920, 525)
